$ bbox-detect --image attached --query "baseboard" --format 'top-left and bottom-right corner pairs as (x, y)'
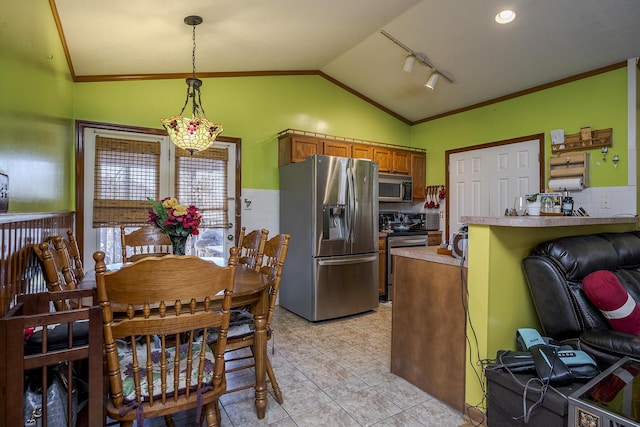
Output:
(463, 403), (487, 427)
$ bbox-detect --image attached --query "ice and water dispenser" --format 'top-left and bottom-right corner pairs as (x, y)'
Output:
(323, 204), (346, 240)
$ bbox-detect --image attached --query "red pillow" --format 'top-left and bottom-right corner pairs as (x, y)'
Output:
(583, 270), (640, 335)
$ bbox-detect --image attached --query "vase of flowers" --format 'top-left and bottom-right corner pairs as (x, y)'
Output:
(147, 197), (202, 256)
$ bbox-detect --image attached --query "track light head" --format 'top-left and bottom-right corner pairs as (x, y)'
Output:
(403, 55), (416, 73)
(425, 72), (440, 90)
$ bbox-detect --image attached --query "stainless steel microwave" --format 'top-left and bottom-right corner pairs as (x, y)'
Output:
(379, 174), (412, 202)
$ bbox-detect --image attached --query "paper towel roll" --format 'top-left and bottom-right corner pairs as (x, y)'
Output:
(549, 177), (584, 191)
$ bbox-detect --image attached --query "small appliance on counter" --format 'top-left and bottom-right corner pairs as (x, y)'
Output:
(451, 225), (468, 260)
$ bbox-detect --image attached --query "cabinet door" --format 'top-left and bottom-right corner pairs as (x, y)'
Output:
(352, 144), (373, 160)
(411, 153), (426, 200)
(291, 137), (322, 163)
(278, 136), (322, 166)
(378, 237), (386, 296)
(323, 140), (351, 158)
(373, 148), (392, 173)
(393, 150), (411, 175)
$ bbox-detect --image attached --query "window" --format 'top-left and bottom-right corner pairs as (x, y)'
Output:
(93, 136), (161, 227)
(79, 123), (239, 265)
(175, 146), (228, 228)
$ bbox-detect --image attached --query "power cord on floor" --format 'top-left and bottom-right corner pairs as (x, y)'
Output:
(456, 246), (569, 425)
(458, 250), (489, 426)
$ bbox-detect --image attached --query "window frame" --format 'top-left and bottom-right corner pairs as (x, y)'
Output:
(74, 120), (242, 259)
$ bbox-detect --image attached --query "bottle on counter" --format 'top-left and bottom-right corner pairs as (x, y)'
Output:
(562, 195), (574, 216)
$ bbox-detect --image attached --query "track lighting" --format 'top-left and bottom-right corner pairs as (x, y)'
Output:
(425, 72), (440, 90)
(380, 29), (454, 89)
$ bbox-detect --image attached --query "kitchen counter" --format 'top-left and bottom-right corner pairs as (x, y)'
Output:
(461, 215), (639, 227)
(390, 245), (466, 267)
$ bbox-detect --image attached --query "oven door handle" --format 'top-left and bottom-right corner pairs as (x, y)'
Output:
(387, 238), (427, 246)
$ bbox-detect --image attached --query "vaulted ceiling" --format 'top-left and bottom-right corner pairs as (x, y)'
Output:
(53, 0), (640, 123)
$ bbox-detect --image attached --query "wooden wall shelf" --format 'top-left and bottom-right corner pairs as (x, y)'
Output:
(548, 151), (589, 189)
(551, 128), (612, 154)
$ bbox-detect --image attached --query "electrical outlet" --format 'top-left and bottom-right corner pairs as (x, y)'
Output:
(601, 195), (610, 209)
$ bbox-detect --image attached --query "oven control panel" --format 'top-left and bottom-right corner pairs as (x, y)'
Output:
(379, 212), (426, 233)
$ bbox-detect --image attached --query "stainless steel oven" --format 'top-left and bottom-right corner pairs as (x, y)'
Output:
(385, 231), (427, 301)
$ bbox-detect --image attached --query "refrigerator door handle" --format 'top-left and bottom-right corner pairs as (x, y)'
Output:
(318, 254), (377, 266)
(347, 160), (356, 249)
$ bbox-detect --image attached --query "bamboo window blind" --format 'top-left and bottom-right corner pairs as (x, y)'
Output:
(93, 136), (229, 228)
(93, 136), (161, 227)
(175, 146), (229, 228)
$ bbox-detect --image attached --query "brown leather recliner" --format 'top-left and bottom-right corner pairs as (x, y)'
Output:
(522, 231), (640, 368)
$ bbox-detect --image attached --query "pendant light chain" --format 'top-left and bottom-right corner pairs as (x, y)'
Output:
(191, 22), (207, 117)
(161, 15), (223, 155)
(191, 24), (197, 78)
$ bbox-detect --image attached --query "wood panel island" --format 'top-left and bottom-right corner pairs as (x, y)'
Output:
(390, 246), (467, 412)
(391, 216), (640, 424)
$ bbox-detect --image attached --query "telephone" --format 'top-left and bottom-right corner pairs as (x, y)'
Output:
(496, 328), (599, 385)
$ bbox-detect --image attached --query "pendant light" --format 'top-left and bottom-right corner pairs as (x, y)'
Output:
(161, 16), (223, 155)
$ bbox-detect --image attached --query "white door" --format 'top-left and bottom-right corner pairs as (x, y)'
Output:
(448, 138), (540, 240)
(82, 126), (236, 264)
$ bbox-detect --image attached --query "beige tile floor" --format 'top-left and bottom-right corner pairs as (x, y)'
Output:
(134, 303), (467, 426)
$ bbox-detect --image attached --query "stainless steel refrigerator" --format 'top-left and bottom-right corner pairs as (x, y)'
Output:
(279, 155), (379, 321)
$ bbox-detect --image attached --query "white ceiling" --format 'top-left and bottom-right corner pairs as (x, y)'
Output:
(53, 0), (640, 123)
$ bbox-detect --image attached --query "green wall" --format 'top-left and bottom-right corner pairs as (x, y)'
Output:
(0, 0), (75, 212)
(1, 0), (632, 207)
(72, 76), (411, 190)
(412, 69), (629, 188)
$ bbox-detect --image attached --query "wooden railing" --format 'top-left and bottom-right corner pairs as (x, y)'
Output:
(0, 212), (75, 317)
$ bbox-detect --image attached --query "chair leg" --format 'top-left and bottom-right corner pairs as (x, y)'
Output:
(164, 414), (176, 427)
(204, 401), (221, 427)
(266, 355), (284, 404)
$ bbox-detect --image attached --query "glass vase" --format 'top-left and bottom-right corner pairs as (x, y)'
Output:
(169, 234), (189, 256)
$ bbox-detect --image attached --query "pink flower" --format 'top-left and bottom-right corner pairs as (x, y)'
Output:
(147, 197), (202, 237)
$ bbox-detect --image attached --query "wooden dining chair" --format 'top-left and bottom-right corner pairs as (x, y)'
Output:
(120, 225), (172, 262)
(221, 233), (290, 404)
(94, 249), (238, 427)
(237, 227), (269, 270)
(66, 229), (85, 280)
(32, 236), (80, 310)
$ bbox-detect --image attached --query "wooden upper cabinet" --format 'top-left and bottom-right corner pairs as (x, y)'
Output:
(392, 150), (411, 175)
(352, 144), (374, 160)
(411, 153), (426, 201)
(278, 133), (426, 180)
(278, 135), (322, 166)
(323, 140), (351, 158)
(373, 147), (392, 173)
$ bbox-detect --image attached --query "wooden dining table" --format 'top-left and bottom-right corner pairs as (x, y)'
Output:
(79, 258), (272, 419)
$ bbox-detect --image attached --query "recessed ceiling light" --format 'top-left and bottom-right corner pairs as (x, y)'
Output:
(495, 10), (516, 24)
